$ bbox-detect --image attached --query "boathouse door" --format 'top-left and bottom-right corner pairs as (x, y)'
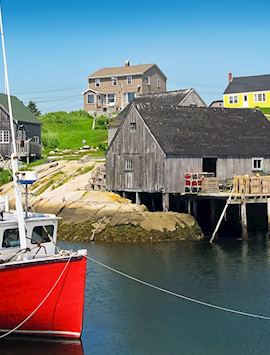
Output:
(203, 157), (217, 176)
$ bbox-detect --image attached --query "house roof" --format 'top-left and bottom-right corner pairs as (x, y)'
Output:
(133, 104), (270, 157)
(224, 74), (270, 94)
(135, 89), (196, 106)
(89, 64), (166, 79)
(108, 89), (202, 129)
(0, 94), (41, 125)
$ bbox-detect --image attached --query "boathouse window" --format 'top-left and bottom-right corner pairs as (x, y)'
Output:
(31, 225), (54, 244)
(0, 130), (9, 143)
(125, 159), (133, 171)
(2, 228), (20, 248)
(87, 94), (95, 104)
(252, 158), (264, 171)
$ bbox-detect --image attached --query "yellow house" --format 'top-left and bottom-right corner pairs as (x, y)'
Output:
(223, 73), (270, 111)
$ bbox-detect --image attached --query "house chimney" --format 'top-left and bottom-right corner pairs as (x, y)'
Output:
(125, 60), (130, 67)
(228, 72), (233, 83)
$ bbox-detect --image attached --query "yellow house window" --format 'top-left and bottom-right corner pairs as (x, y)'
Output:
(254, 93), (266, 102)
(229, 95), (238, 104)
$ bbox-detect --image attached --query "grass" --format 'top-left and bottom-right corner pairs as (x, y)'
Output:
(75, 165), (94, 175)
(0, 169), (12, 186)
(40, 111), (108, 151)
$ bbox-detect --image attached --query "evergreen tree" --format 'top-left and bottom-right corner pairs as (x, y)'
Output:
(27, 101), (41, 117)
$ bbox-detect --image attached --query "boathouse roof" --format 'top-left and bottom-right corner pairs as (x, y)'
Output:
(0, 93), (41, 125)
(133, 104), (270, 157)
(224, 74), (270, 94)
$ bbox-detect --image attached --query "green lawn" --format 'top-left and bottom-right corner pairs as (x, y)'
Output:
(40, 110), (108, 151)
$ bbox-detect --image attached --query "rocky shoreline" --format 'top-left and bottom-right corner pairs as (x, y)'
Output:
(1, 160), (203, 243)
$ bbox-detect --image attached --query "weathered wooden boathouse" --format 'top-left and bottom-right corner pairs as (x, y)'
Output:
(106, 98), (270, 236)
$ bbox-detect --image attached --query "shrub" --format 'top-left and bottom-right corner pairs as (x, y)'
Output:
(42, 132), (60, 149)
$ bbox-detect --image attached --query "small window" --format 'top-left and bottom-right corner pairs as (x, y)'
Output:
(146, 76), (151, 85)
(252, 157), (263, 171)
(157, 78), (161, 88)
(130, 122), (136, 130)
(32, 136), (39, 144)
(229, 96), (234, 104)
(95, 79), (100, 87)
(111, 77), (118, 86)
(87, 94), (95, 104)
(254, 92), (266, 102)
(125, 159), (133, 171)
(31, 225), (54, 244)
(233, 95), (238, 103)
(127, 76), (132, 85)
(2, 228), (20, 248)
(0, 130), (9, 143)
(243, 95), (248, 102)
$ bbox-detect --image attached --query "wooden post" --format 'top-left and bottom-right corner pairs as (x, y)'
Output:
(123, 191), (126, 198)
(187, 199), (191, 214)
(210, 199), (215, 231)
(192, 199), (197, 218)
(163, 193), (169, 212)
(241, 202), (248, 239)
(267, 198), (270, 230)
(135, 192), (141, 205)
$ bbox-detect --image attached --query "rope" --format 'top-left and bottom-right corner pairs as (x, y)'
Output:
(86, 255), (270, 321)
(0, 255), (72, 339)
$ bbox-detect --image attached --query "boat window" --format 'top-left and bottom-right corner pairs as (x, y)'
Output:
(2, 228), (20, 248)
(31, 225), (54, 244)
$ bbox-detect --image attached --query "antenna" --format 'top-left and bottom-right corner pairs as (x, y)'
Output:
(0, 4), (27, 251)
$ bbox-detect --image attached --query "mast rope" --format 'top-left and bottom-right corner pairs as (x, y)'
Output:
(0, 255), (72, 339)
(86, 255), (270, 321)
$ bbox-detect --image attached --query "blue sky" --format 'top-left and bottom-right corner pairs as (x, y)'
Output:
(1, 0), (270, 113)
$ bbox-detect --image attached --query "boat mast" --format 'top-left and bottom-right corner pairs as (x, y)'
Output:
(0, 5), (27, 251)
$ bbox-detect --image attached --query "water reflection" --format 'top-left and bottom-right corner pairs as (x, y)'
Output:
(0, 336), (84, 355)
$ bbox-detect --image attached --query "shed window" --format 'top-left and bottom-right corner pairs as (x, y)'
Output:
(95, 79), (100, 87)
(252, 157), (263, 171)
(2, 228), (20, 248)
(157, 78), (161, 88)
(87, 94), (95, 104)
(146, 76), (151, 85)
(130, 121), (136, 130)
(31, 225), (54, 244)
(125, 159), (133, 171)
(0, 130), (9, 143)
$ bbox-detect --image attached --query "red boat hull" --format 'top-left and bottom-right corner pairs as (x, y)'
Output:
(0, 255), (87, 338)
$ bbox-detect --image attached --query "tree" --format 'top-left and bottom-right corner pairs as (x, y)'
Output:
(27, 101), (41, 117)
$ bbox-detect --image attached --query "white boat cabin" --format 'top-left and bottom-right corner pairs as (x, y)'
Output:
(0, 211), (59, 261)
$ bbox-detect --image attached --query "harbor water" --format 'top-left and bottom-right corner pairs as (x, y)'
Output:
(2, 234), (270, 354)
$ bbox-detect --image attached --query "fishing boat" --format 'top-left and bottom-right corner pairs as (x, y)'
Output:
(0, 6), (87, 339)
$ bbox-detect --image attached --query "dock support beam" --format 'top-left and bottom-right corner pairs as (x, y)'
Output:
(187, 199), (191, 214)
(267, 198), (270, 230)
(163, 193), (169, 212)
(241, 202), (248, 239)
(136, 192), (140, 205)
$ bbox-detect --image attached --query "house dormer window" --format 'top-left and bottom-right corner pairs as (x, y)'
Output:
(95, 79), (100, 87)
(127, 76), (132, 85)
(254, 92), (266, 102)
(252, 157), (263, 171)
(111, 77), (118, 86)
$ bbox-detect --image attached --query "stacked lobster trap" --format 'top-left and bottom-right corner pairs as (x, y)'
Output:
(184, 172), (215, 194)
